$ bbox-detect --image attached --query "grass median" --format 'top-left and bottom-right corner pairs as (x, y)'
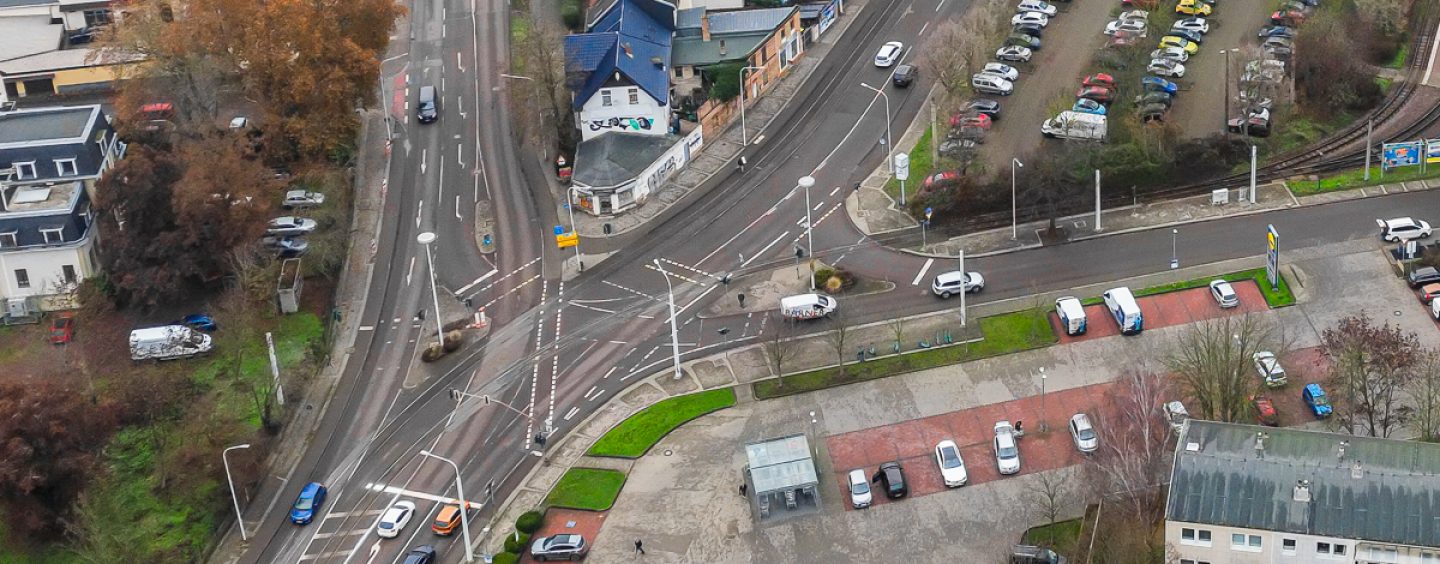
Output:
(753, 309), (1056, 400)
(586, 388), (736, 458)
(1290, 164), (1440, 196)
(1079, 267), (1296, 308)
(546, 468), (627, 511)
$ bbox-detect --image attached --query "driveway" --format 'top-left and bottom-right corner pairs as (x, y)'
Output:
(1169, 0), (1281, 138)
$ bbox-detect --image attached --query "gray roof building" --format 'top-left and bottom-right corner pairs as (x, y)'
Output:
(671, 6), (797, 67)
(1167, 420), (1440, 549)
(572, 132), (681, 189)
(0, 104), (119, 184)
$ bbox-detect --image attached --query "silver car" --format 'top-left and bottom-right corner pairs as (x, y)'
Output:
(993, 421), (1021, 475)
(1069, 414), (1098, 453)
(267, 216), (318, 236)
(847, 468), (872, 508)
(530, 534), (588, 561)
(282, 189), (326, 209)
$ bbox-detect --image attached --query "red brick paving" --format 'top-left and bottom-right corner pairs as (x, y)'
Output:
(1258, 347), (1332, 427)
(1053, 280), (1269, 344)
(519, 508), (607, 563)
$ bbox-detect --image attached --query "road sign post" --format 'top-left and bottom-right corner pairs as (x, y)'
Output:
(923, 207), (933, 250)
(1266, 225), (1280, 290)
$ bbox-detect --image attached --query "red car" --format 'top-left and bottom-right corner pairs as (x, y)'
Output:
(922, 171), (963, 190)
(1251, 395), (1280, 426)
(1082, 73), (1116, 88)
(950, 113), (992, 130)
(1076, 86), (1115, 105)
(1105, 35), (1140, 49)
(1420, 283), (1440, 304)
(1270, 10), (1306, 25)
(49, 314), (74, 345)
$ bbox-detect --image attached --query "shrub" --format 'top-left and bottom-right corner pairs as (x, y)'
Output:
(811, 267), (855, 293)
(502, 532), (532, 554)
(515, 510), (545, 534)
(560, 0), (582, 30)
(492, 552), (520, 564)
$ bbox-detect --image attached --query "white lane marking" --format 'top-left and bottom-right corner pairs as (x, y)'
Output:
(362, 483), (480, 508)
(420, 148), (427, 175)
(456, 51), (464, 72)
(299, 550), (353, 561)
(659, 257), (718, 280)
(359, 325), (374, 331)
(477, 273), (542, 311)
(644, 263), (703, 285)
(679, 284), (719, 315)
(829, 186), (841, 196)
(406, 256), (416, 286)
(744, 230), (791, 267)
(564, 406), (580, 421)
(570, 302), (617, 314)
(455, 269), (499, 295)
(912, 258), (934, 286)
(936, 0), (946, 11)
(455, 195), (462, 219)
(326, 510), (385, 519)
(312, 529), (370, 540)
(456, 143), (464, 167)
(817, 89), (885, 171)
(602, 366), (618, 379)
(415, 200), (423, 228)
(465, 257), (543, 298)
(1426, 17), (1440, 85)
(813, 202), (824, 211)
(602, 280), (662, 302)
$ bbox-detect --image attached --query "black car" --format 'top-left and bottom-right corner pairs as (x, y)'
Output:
(1012, 23), (1044, 38)
(1135, 91), (1174, 107)
(967, 99), (1001, 121)
(872, 461), (908, 499)
(892, 64), (919, 88)
(1263, 45), (1293, 62)
(1168, 29), (1203, 44)
(417, 85), (438, 124)
(402, 545), (437, 564)
(1005, 33), (1042, 50)
(1410, 267), (1440, 288)
(1258, 25), (1296, 38)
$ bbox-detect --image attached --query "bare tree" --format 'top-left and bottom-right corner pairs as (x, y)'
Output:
(1084, 369), (1173, 524)
(1025, 468), (1077, 526)
(762, 313), (796, 380)
(888, 317), (906, 353)
(822, 308), (851, 374)
(1407, 350), (1440, 442)
(1323, 314), (1418, 438)
(1165, 314), (1278, 423)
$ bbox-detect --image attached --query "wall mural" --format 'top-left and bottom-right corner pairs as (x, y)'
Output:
(588, 116), (654, 132)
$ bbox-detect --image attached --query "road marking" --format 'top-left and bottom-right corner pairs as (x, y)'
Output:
(359, 325), (374, 331)
(912, 258), (934, 286)
(312, 528), (370, 540)
(456, 51), (464, 72)
(744, 230), (791, 267)
(919, 22), (929, 36)
(455, 269), (499, 296)
(936, 0), (946, 11)
(829, 186), (841, 196)
(477, 273), (542, 311)
(603, 366), (618, 379)
(659, 257), (718, 280)
(326, 510), (385, 518)
(569, 301), (617, 314)
(415, 200), (423, 228)
(455, 195), (462, 219)
(564, 406), (580, 420)
(362, 483), (480, 508)
(679, 284), (719, 315)
(645, 263), (704, 285)
(420, 148), (427, 175)
(813, 202), (825, 211)
(456, 143), (464, 167)
(299, 550), (354, 561)
(406, 256), (416, 286)
(465, 257), (542, 297)
(602, 280), (661, 302)
(817, 89), (886, 171)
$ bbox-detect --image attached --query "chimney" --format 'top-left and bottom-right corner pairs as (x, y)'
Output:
(1254, 431), (1268, 457)
(1337, 441), (1349, 462)
(701, 12), (710, 41)
(621, 42), (634, 58)
(1292, 480), (1311, 502)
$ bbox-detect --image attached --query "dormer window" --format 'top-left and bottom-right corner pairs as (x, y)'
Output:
(14, 162), (36, 180)
(55, 158), (78, 176)
(41, 227), (64, 244)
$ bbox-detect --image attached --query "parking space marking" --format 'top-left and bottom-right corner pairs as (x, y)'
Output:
(325, 510), (384, 519)
(911, 259), (934, 286)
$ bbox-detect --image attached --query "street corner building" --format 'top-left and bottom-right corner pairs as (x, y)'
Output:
(0, 1), (141, 106)
(1165, 420), (1440, 564)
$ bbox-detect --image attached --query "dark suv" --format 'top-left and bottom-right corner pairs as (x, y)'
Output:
(872, 461), (908, 499)
(402, 545), (437, 564)
(892, 64), (918, 88)
(1011, 544), (1066, 564)
(1409, 267), (1440, 288)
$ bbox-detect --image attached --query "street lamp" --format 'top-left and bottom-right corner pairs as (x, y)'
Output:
(417, 232), (445, 349)
(564, 189), (583, 272)
(1011, 158), (1024, 240)
(419, 450), (474, 563)
(1171, 228), (1179, 269)
(653, 259), (683, 380)
(223, 444), (252, 541)
(1038, 367), (1048, 432)
(738, 66), (764, 146)
(799, 176), (816, 290)
(858, 83), (893, 174)
(1220, 49), (1232, 136)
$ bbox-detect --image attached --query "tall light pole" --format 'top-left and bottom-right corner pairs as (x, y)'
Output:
(738, 66), (764, 146)
(1220, 49), (1232, 136)
(1171, 228), (1179, 269)
(1038, 367), (1048, 432)
(653, 259), (683, 380)
(223, 444), (252, 541)
(420, 450), (474, 562)
(858, 83), (893, 174)
(417, 232), (445, 349)
(799, 176), (816, 290)
(1011, 158), (1024, 239)
(564, 187), (582, 271)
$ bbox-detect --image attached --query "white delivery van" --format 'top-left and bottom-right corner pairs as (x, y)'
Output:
(1041, 111), (1107, 141)
(130, 325), (214, 361)
(1432, 298), (1440, 321)
(1102, 287), (1143, 335)
(779, 293), (837, 320)
(1054, 296), (1086, 336)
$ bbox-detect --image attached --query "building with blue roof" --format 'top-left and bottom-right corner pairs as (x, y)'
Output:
(564, 0), (676, 143)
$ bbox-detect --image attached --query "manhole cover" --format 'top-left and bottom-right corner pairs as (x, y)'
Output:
(664, 449), (674, 456)
(1395, 310), (1403, 317)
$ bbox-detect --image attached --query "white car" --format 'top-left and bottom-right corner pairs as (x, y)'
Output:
(1172, 17), (1209, 34)
(1164, 401), (1190, 432)
(847, 468), (872, 508)
(1011, 11), (1050, 27)
(1254, 351), (1288, 388)
(995, 45), (1033, 62)
(934, 440), (969, 487)
(874, 41), (904, 67)
(993, 421), (1021, 475)
(981, 63), (1020, 81)
(1069, 414), (1099, 453)
(1378, 217), (1433, 242)
(1016, 0), (1057, 17)
(282, 189), (326, 209)
(1150, 47), (1189, 62)
(267, 216), (318, 235)
(1209, 279), (1239, 308)
(1118, 9), (1149, 21)
(1105, 19), (1147, 36)
(932, 270), (985, 298)
(376, 501), (416, 538)
(1148, 59), (1185, 78)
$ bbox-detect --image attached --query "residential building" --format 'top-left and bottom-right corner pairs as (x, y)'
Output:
(1166, 420), (1440, 564)
(566, 0), (676, 143)
(0, 104), (123, 316)
(0, 1), (140, 105)
(671, 5), (803, 135)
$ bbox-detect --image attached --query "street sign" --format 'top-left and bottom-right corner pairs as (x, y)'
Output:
(556, 232), (578, 249)
(894, 153), (910, 181)
(1427, 139), (1440, 164)
(552, 225), (565, 235)
(924, 207), (933, 221)
(1383, 141), (1423, 169)
(1266, 224), (1279, 290)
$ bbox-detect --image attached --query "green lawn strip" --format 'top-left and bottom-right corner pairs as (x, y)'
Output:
(545, 468), (627, 511)
(883, 125), (935, 203)
(1022, 518), (1083, 549)
(1290, 163), (1440, 196)
(1385, 43), (1409, 70)
(753, 309), (1055, 400)
(586, 388), (736, 458)
(1077, 268), (1295, 308)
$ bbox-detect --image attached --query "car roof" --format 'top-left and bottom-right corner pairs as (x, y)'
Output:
(848, 468), (867, 481)
(1071, 413), (1092, 427)
(301, 482), (323, 495)
(935, 270), (969, 284)
(1305, 383), (1324, 394)
(937, 439), (958, 450)
(1384, 217), (1418, 228)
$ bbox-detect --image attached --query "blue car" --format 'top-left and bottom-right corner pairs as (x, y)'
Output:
(290, 482), (327, 525)
(1302, 384), (1332, 418)
(181, 313), (218, 332)
(1072, 98), (1108, 116)
(1141, 76), (1179, 95)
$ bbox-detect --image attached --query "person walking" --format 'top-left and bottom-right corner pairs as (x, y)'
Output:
(634, 539), (646, 555)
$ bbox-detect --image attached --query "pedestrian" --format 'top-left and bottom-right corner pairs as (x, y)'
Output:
(737, 156), (748, 174)
(635, 539), (645, 555)
(417, 309), (426, 320)
(464, 297), (473, 309)
(739, 483), (748, 496)
(737, 293), (747, 308)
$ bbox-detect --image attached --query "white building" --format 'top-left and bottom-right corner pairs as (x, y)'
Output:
(1166, 420), (1440, 564)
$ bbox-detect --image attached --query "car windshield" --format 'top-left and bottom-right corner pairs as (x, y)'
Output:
(998, 445), (1018, 458)
(294, 498), (314, 510)
(939, 448), (962, 468)
(1078, 428), (1096, 441)
(850, 479), (870, 496)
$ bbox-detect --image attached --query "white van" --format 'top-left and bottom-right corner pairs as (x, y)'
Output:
(1432, 298), (1440, 321)
(779, 293), (837, 320)
(130, 325), (214, 361)
(1054, 296), (1086, 336)
(971, 74), (1014, 96)
(1041, 111), (1107, 141)
(1102, 287), (1143, 335)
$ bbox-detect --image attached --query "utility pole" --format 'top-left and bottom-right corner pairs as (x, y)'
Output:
(1094, 169), (1102, 232)
(1364, 119), (1373, 181)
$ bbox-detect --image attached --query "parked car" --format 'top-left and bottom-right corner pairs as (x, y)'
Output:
(1175, 0), (1211, 15)
(1072, 98), (1107, 115)
(1258, 25), (1296, 38)
(377, 501), (416, 539)
(1251, 395), (1280, 426)
(934, 440), (969, 487)
(1012, 11), (1050, 26)
(1134, 91), (1174, 107)
(402, 546), (437, 564)
(1012, 545), (1068, 564)
(1106, 35), (1141, 49)
(973, 74), (1015, 95)
(1420, 283), (1440, 304)
(1263, 45), (1293, 62)
(892, 64), (919, 87)
(1158, 36), (1199, 54)
(1271, 10), (1306, 25)
(1076, 86), (1115, 105)
(265, 235), (309, 258)
(1150, 46), (1190, 62)
(982, 62), (1020, 81)
(282, 190), (325, 209)
(1378, 217), (1433, 242)
(1139, 103), (1169, 123)
(847, 468), (873, 508)
(267, 216), (318, 236)
(181, 313), (218, 332)
(1253, 351), (1288, 388)
(966, 99), (1001, 120)
(995, 45), (1033, 62)
(874, 41), (904, 67)
(993, 421), (1021, 475)
(1105, 19), (1147, 36)
(1209, 279), (1239, 308)
(1016, 0), (1057, 16)
(932, 271), (985, 298)
(873, 461), (908, 499)
(1142, 76), (1179, 94)
(290, 482), (327, 525)
(1302, 383), (1333, 418)
(1167, 28), (1203, 44)
(531, 534), (589, 561)
(50, 314), (74, 345)
(1110, 28), (1146, 41)
(1261, 36), (1293, 51)
(1082, 73), (1116, 88)
(923, 171), (964, 190)
(1172, 17), (1209, 33)
(1069, 413), (1098, 453)
(1147, 59), (1185, 78)
(1118, 9), (1149, 21)
(1410, 267), (1440, 288)
(1005, 32), (1042, 49)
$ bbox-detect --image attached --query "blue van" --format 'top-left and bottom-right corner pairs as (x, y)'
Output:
(290, 482), (327, 525)
(1102, 287), (1143, 335)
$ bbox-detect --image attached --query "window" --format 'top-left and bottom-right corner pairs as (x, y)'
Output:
(1335, 545), (1347, 556)
(674, 67), (683, 79)
(1180, 528), (1212, 546)
(15, 269), (28, 289)
(1182, 528), (1195, 541)
(1362, 546), (1393, 561)
(1249, 536), (1263, 549)
(55, 158), (78, 176)
(84, 8), (112, 27)
(628, 88), (639, 105)
(62, 265), (76, 284)
(1282, 538), (1297, 555)
(1232, 533), (1261, 552)
(14, 161), (36, 179)
(601, 91), (612, 107)
(0, 232), (15, 248)
(41, 227), (64, 244)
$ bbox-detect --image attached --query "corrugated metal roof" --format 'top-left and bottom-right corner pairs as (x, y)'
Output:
(1167, 421), (1440, 548)
(706, 7), (794, 34)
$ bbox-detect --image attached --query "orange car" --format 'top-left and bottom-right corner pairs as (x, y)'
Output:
(432, 505), (463, 535)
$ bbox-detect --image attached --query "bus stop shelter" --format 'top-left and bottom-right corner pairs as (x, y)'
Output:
(743, 434), (820, 523)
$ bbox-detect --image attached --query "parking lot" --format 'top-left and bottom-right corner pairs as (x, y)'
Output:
(1052, 280), (1268, 343)
(1168, 0), (1284, 138)
(576, 240), (1440, 562)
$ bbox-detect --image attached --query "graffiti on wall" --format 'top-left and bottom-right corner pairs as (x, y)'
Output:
(588, 116), (654, 132)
